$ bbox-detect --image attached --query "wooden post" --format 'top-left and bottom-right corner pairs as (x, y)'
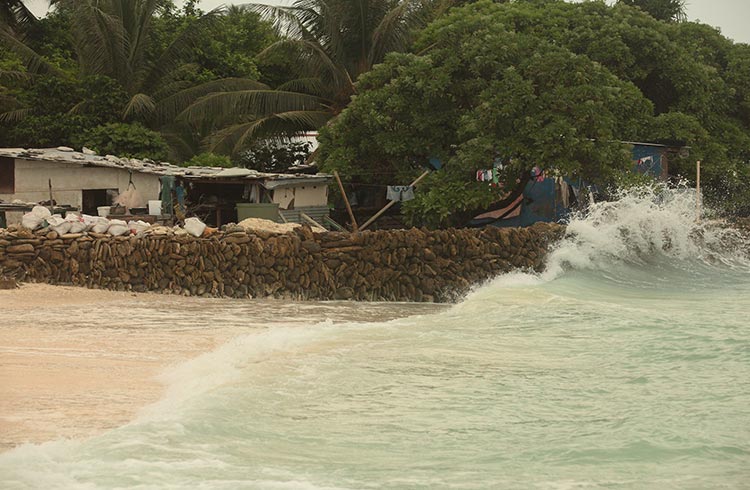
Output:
(48, 178), (54, 213)
(696, 160), (701, 222)
(358, 170), (431, 232)
(334, 170), (358, 232)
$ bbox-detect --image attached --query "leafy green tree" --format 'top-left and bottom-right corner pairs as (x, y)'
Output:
(80, 122), (170, 161)
(318, 6), (655, 227)
(618, 0), (686, 23)
(319, 0), (750, 222)
(183, 152), (233, 168)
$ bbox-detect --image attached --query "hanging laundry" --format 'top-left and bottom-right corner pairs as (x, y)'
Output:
(555, 177), (570, 208)
(637, 156), (654, 166)
(476, 168), (498, 182)
(386, 186), (415, 202)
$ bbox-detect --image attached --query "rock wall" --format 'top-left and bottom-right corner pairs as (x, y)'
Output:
(0, 223), (564, 302)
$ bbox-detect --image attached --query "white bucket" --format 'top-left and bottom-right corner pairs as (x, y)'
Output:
(97, 206), (110, 217)
(148, 200), (162, 215)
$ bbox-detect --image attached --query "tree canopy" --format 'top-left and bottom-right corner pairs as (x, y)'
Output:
(318, 0), (750, 225)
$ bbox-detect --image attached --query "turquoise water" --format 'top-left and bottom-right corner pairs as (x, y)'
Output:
(2, 189), (750, 489)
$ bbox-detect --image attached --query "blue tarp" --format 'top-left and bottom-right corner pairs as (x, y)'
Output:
(468, 144), (667, 228)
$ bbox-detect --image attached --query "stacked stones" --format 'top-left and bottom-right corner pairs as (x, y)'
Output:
(0, 222), (564, 302)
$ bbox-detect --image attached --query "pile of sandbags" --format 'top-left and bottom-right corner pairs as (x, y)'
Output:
(19, 206), (154, 236)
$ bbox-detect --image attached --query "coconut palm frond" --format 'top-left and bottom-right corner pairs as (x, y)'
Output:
(178, 89), (327, 124)
(0, 30), (60, 75)
(276, 77), (329, 97)
(260, 38), (354, 96)
(241, 2), (311, 40)
(61, 0), (129, 80)
(137, 7), (224, 94)
(0, 107), (32, 123)
(160, 125), (203, 163)
(0, 0), (37, 36)
(123, 93), (157, 121)
(68, 99), (90, 115)
(156, 77), (270, 124)
(369, 0), (427, 66)
(0, 68), (32, 82)
(206, 109), (331, 155)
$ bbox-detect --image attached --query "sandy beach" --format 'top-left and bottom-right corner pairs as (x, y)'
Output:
(0, 284), (233, 450)
(0, 283), (441, 451)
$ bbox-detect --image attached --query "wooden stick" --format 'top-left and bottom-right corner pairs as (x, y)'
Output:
(324, 215), (347, 232)
(358, 170), (431, 232)
(300, 212), (325, 230)
(48, 178), (54, 213)
(696, 160), (701, 222)
(334, 170), (358, 232)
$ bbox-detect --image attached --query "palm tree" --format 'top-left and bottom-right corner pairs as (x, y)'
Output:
(0, 0), (269, 159)
(178, 0), (438, 155)
(0, 0), (37, 36)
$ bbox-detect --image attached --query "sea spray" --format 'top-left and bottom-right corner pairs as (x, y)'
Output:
(544, 184), (750, 279)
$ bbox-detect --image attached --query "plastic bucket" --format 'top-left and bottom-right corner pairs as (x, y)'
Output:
(97, 206), (110, 217)
(148, 200), (162, 215)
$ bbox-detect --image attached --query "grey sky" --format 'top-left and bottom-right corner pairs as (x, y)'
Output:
(25, 0), (750, 44)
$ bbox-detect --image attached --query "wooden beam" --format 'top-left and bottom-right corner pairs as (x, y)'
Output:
(333, 170), (358, 232)
(358, 170), (431, 232)
(300, 212), (325, 230)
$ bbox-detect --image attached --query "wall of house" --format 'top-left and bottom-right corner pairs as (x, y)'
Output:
(0, 158), (161, 220)
(272, 184), (328, 209)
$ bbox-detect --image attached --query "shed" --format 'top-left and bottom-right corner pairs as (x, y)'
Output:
(0, 148), (332, 227)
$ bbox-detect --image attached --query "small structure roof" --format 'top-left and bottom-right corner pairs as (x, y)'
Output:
(0, 147), (331, 186)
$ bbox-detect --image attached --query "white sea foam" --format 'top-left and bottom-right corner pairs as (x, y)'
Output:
(544, 184), (749, 279)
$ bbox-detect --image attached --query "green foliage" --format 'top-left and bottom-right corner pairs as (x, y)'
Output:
(319, 3), (654, 227)
(319, 0), (750, 223)
(238, 140), (312, 173)
(183, 152), (233, 168)
(618, 0), (687, 23)
(0, 73), (129, 148)
(5, 113), (93, 148)
(81, 123), (170, 161)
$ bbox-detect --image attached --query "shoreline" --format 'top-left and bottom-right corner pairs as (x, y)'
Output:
(0, 283), (444, 451)
(0, 284), (233, 451)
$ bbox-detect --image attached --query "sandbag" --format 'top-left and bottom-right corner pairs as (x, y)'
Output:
(128, 220), (150, 235)
(81, 214), (98, 232)
(65, 214), (87, 233)
(107, 219), (129, 236)
(91, 217), (110, 234)
(184, 217), (206, 237)
(21, 205), (52, 230)
(47, 214), (72, 235)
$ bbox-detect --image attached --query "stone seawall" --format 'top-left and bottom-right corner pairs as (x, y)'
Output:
(0, 223), (564, 302)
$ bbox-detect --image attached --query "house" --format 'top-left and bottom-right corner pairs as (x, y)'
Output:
(0, 148), (332, 228)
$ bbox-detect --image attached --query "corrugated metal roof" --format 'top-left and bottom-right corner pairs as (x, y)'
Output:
(0, 147), (331, 185)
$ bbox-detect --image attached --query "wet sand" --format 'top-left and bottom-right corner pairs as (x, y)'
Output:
(0, 284), (443, 450)
(0, 285), (231, 450)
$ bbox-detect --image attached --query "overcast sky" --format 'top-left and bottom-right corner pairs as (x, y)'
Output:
(24, 0), (750, 44)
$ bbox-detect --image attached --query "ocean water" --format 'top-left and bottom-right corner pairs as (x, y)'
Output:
(2, 187), (749, 489)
